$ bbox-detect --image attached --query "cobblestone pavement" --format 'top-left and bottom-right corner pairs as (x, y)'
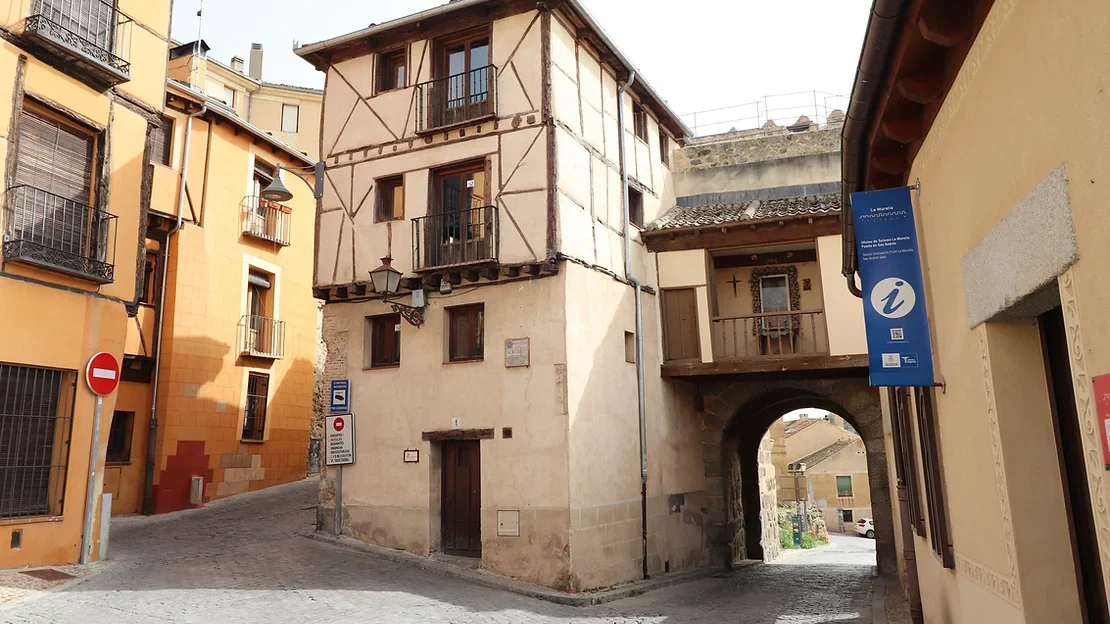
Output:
(1, 480), (878, 623)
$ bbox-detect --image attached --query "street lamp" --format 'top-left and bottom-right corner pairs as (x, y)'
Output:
(261, 161), (326, 201)
(369, 257), (425, 327)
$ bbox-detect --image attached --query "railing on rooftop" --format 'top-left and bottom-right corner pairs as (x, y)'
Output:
(20, 0), (133, 87)
(2, 185), (117, 283)
(680, 91), (849, 139)
(416, 65), (496, 133)
(241, 196), (292, 247)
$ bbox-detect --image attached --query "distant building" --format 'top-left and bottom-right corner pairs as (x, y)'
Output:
(168, 40), (322, 159)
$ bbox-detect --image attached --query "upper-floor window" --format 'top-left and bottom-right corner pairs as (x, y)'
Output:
(222, 85), (236, 108)
(365, 313), (401, 369)
(150, 116), (173, 167)
(6, 103), (116, 283)
(375, 176), (404, 222)
(24, 0), (133, 87)
(376, 49), (407, 94)
(419, 29), (492, 131)
(836, 475), (853, 497)
(141, 249), (157, 304)
(448, 304), (485, 363)
(281, 104), (299, 133)
(659, 132), (670, 167)
(628, 187), (644, 228)
(633, 102), (648, 142)
(252, 159), (275, 197)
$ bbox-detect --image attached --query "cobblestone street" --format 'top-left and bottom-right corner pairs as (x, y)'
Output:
(0, 481), (879, 623)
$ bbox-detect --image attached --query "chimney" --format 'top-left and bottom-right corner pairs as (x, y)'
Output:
(230, 55), (244, 73)
(248, 43), (263, 81)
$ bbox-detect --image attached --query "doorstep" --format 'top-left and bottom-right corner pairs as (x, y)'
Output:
(306, 532), (734, 606)
(0, 564), (95, 609)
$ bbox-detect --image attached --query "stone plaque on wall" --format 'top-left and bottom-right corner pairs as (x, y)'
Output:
(505, 338), (530, 368)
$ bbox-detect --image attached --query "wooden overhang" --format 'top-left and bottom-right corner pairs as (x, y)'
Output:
(641, 214), (842, 254)
(293, 0), (690, 139)
(840, 0), (996, 290)
(312, 260), (559, 303)
(662, 354), (869, 378)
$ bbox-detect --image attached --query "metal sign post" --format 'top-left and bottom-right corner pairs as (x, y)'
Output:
(325, 413), (355, 536)
(81, 352), (120, 565)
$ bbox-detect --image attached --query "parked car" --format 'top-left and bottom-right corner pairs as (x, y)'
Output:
(855, 518), (875, 539)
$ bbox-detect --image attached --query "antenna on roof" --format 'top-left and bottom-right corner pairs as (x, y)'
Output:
(191, 0), (205, 88)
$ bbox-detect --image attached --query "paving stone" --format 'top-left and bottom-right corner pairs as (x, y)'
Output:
(0, 480), (878, 623)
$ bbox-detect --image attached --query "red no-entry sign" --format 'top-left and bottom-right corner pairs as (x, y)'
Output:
(85, 352), (120, 396)
(333, 417), (345, 432)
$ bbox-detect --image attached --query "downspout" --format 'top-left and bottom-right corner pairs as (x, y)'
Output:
(246, 82), (262, 124)
(841, 0), (908, 298)
(617, 71), (649, 580)
(143, 103), (207, 515)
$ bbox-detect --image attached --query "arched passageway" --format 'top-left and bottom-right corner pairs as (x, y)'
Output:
(697, 376), (896, 577)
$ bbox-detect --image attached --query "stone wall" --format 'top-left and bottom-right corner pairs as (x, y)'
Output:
(674, 123), (842, 171)
(758, 433), (781, 562)
(315, 306), (349, 531)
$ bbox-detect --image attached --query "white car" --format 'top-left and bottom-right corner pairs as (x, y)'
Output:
(855, 518), (875, 539)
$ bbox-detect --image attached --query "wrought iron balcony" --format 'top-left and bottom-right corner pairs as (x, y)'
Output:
(238, 315), (285, 359)
(2, 185), (117, 283)
(19, 0), (133, 88)
(412, 205), (498, 272)
(416, 65), (496, 133)
(241, 196), (291, 247)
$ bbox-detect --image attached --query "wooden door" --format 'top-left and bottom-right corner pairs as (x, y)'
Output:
(430, 164), (489, 267)
(441, 440), (481, 557)
(1041, 305), (1110, 624)
(662, 288), (700, 361)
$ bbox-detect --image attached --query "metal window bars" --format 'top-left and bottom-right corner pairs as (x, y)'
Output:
(2, 185), (117, 283)
(240, 196), (292, 247)
(416, 65), (496, 133)
(238, 315), (286, 359)
(0, 364), (76, 520)
(241, 372), (268, 442)
(412, 204), (498, 271)
(22, 0), (133, 84)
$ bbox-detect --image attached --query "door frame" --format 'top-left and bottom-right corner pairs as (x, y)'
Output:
(440, 439), (482, 558)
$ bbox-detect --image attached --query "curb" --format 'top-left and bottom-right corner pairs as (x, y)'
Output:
(872, 571), (887, 624)
(304, 532), (725, 606)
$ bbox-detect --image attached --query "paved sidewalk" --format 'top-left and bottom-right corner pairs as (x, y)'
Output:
(0, 565), (92, 606)
(1, 480), (881, 623)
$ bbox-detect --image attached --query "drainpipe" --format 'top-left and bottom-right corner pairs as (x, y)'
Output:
(143, 103), (207, 515)
(617, 71), (649, 580)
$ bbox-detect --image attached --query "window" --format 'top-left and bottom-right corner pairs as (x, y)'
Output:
(150, 116), (173, 167)
(106, 411), (134, 464)
(9, 104), (110, 280)
(375, 176), (404, 222)
(281, 104), (299, 133)
(376, 48), (407, 93)
(448, 304), (485, 362)
(633, 101), (648, 142)
(141, 250), (157, 304)
(916, 387), (955, 568)
(842, 509), (854, 523)
(242, 372), (269, 441)
(888, 387), (925, 536)
(243, 270), (283, 358)
(760, 276), (790, 313)
(628, 187), (644, 228)
(365, 314), (402, 368)
(0, 363), (75, 519)
(425, 30), (492, 129)
(252, 159), (275, 198)
(222, 85), (236, 108)
(659, 132), (671, 167)
(836, 475), (853, 498)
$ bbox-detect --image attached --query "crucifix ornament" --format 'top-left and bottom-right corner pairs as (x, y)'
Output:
(728, 274), (743, 297)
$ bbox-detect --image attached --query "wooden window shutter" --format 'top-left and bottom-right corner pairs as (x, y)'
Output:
(15, 108), (93, 204)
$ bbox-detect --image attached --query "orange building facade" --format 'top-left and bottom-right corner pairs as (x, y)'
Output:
(106, 81), (318, 516)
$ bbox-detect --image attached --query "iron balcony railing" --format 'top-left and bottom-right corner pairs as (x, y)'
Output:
(21, 0), (133, 86)
(2, 185), (117, 283)
(416, 65), (496, 133)
(412, 205), (498, 271)
(238, 315), (285, 359)
(710, 310), (829, 361)
(241, 196), (291, 247)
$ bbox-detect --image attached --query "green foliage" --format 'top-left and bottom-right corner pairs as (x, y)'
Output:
(801, 533), (818, 549)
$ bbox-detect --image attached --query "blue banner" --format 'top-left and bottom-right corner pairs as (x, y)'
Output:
(851, 187), (935, 387)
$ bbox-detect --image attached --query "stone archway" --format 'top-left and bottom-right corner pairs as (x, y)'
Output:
(698, 375), (896, 577)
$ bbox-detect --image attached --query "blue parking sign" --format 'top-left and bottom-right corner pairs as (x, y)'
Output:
(851, 187), (935, 387)
(329, 379), (351, 413)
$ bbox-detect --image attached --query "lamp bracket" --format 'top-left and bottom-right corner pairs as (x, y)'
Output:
(382, 294), (424, 327)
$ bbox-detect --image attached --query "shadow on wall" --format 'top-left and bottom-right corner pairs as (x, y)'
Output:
(149, 334), (315, 515)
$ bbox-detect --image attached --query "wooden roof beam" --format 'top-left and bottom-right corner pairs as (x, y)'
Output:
(918, 6), (972, 48)
(871, 146), (908, 176)
(881, 115), (923, 144)
(896, 65), (946, 105)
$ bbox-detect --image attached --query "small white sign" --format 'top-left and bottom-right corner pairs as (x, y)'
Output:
(451, 417), (462, 430)
(882, 353), (901, 368)
(505, 337), (530, 368)
(325, 414), (355, 466)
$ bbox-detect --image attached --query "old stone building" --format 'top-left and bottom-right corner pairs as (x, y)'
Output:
(302, 0), (890, 592)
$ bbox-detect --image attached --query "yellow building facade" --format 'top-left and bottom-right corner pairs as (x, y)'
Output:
(0, 0), (171, 567)
(107, 81), (318, 517)
(844, 0), (1110, 621)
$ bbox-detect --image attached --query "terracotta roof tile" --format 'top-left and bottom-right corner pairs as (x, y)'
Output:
(794, 439), (854, 469)
(648, 192), (841, 232)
